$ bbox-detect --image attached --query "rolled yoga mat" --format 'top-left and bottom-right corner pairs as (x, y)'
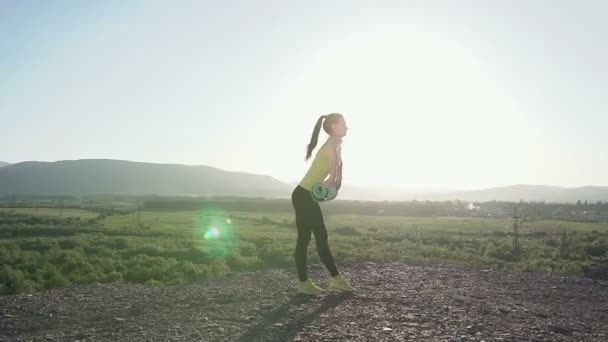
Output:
(311, 182), (338, 202)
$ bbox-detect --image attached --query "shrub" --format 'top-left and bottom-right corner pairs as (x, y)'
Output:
(257, 244), (291, 268)
(587, 241), (608, 257)
(0, 265), (33, 294)
(334, 226), (361, 236)
(238, 241), (257, 257)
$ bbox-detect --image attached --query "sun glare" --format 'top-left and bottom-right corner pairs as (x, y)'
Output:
(269, 26), (531, 188)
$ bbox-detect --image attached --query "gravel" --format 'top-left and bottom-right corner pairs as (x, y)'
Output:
(1, 261), (607, 341)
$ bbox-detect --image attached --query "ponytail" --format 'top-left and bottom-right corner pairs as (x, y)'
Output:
(305, 115), (326, 161)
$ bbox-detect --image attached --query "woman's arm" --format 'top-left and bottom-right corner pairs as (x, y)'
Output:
(336, 146), (343, 190)
(323, 146), (338, 188)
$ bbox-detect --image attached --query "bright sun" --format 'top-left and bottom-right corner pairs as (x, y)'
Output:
(266, 26), (535, 189)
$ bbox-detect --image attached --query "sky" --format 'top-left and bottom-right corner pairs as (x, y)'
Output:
(1, 0), (607, 191)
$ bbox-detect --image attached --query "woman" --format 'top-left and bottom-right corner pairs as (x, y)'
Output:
(291, 113), (356, 295)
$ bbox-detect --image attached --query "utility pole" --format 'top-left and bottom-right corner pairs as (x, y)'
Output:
(512, 206), (521, 257)
(136, 201), (142, 226)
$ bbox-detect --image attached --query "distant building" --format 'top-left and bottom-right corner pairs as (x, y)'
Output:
(467, 203), (480, 210)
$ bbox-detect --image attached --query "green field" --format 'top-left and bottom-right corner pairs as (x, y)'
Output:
(1, 206), (607, 295)
(0, 207), (98, 219)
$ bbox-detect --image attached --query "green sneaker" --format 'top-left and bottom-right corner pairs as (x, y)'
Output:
(297, 279), (326, 295)
(328, 274), (356, 292)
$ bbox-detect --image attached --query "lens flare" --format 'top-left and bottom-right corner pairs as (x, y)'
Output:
(193, 204), (236, 257)
(204, 226), (220, 240)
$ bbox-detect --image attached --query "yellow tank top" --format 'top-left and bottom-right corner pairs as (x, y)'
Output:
(298, 146), (330, 191)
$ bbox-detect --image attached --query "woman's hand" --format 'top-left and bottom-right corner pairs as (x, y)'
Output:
(322, 178), (336, 189)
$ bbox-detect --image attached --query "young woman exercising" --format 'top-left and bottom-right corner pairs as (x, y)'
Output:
(291, 113), (356, 295)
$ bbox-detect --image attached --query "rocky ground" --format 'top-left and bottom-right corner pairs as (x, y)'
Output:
(1, 261), (607, 341)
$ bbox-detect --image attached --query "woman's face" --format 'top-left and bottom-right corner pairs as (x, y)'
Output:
(331, 116), (348, 137)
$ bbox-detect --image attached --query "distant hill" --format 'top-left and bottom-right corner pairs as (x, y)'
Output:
(419, 184), (608, 203)
(0, 159), (290, 197)
(286, 182), (608, 203)
(0, 161), (9, 168)
(320, 183), (608, 203)
(1, 159), (606, 202)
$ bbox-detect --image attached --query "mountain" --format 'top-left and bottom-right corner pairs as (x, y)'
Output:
(0, 161), (9, 168)
(416, 184), (608, 203)
(315, 183), (608, 203)
(0, 159), (290, 197)
(1, 159), (606, 202)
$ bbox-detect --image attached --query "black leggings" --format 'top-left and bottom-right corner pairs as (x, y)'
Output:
(291, 185), (340, 281)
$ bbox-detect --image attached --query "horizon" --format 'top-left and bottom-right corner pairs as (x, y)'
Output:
(0, 157), (605, 193)
(2, 1), (607, 190)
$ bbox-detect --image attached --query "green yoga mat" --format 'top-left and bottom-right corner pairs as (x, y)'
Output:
(311, 182), (338, 202)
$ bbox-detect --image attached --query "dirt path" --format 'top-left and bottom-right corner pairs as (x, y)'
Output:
(1, 262), (607, 341)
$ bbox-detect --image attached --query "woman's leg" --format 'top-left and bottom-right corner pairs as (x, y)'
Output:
(293, 188), (312, 282)
(294, 218), (312, 281)
(310, 202), (340, 277)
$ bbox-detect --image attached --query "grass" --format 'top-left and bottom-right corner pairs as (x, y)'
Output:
(0, 207), (98, 219)
(0, 206), (607, 295)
